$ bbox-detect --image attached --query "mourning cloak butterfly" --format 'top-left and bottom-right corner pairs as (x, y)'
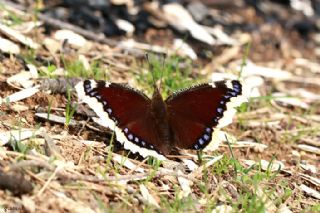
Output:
(75, 79), (247, 160)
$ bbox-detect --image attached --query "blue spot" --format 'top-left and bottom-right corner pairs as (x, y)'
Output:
(124, 128), (129, 133)
(107, 108), (112, 114)
(135, 137), (139, 143)
(206, 127), (211, 133)
(194, 144), (199, 149)
(233, 82), (240, 88)
(198, 138), (204, 145)
(217, 108), (223, 114)
(224, 95), (230, 99)
(90, 91), (97, 96)
(203, 134), (210, 141)
(141, 141), (146, 146)
(220, 100), (225, 105)
(233, 88), (240, 93)
(228, 91), (237, 96)
(128, 134), (133, 140)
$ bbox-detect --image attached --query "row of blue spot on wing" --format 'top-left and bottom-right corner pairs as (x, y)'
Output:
(212, 80), (242, 126)
(83, 80), (117, 122)
(122, 127), (161, 153)
(193, 127), (213, 150)
(193, 80), (242, 150)
(231, 80), (242, 94)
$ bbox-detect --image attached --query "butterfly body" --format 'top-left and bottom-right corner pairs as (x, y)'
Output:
(149, 87), (172, 154)
(76, 79), (247, 160)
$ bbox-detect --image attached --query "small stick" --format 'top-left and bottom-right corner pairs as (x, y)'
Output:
(36, 165), (61, 197)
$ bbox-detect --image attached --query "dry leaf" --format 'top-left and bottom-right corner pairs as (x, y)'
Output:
(210, 73), (238, 81)
(0, 23), (39, 49)
(54, 29), (87, 48)
(22, 196), (36, 213)
(11, 104), (29, 112)
(181, 158), (198, 171)
(272, 92), (309, 109)
(112, 155), (144, 173)
(284, 88), (320, 102)
(241, 61), (292, 80)
(78, 55), (90, 71)
(300, 184), (320, 200)
(203, 25), (239, 46)
(294, 58), (320, 74)
(35, 113), (78, 126)
(139, 184), (160, 208)
(7, 71), (34, 89)
(173, 39), (197, 60)
(278, 204), (293, 213)
(177, 170), (192, 198)
(162, 3), (214, 45)
(245, 120), (281, 129)
(0, 86), (39, 104)
(118, 38), (167, 54)
(242, 75), (265, 98)
(300, 163), (317, 173)
(43, 38), (61, 54)
(115, 19), (135, 36)
(11, 21), (42, 33)
(222, 140), (268, 152)
(0, 37), (20, 54)
(0, 128), (43, 146)
(212, 205), (233, 213)
(203, 130), (229, 152)
(297, 144), (320, 155)
(212, 46), (241, 65)
(290, 0), (314, 16)
(191, 155), (223, 178)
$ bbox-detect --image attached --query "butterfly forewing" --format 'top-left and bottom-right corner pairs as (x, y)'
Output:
(76, 80), (166, 159)
(166, 80), (244, 150)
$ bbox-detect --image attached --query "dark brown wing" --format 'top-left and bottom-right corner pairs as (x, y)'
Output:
(166, 80), (245, 150)
(76, 80), (166, 159)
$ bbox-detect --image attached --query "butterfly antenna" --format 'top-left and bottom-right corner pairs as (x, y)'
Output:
(145, 53), (157, 91)
(159, 54), (166, 92)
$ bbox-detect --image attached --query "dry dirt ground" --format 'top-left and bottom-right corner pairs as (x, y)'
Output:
(0, 1), (319, 213)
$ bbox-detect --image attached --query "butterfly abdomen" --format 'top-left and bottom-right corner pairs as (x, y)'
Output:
(150, 87), (172, 154)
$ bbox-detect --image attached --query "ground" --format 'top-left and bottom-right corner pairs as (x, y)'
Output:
(0, 1), (319, 213)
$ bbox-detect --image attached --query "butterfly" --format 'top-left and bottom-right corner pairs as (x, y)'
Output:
(75, 79), (247, 160)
